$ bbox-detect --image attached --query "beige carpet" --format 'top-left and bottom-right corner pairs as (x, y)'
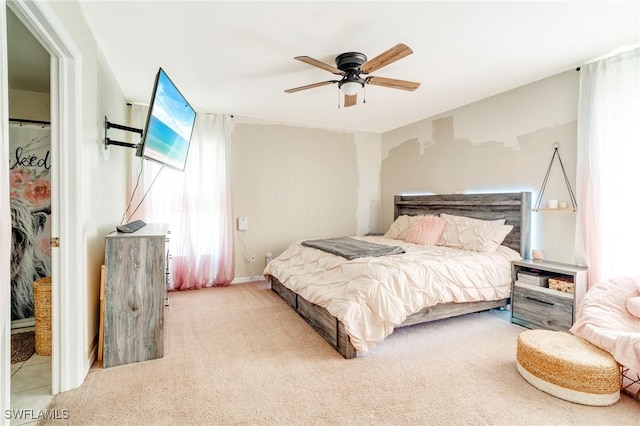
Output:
(43, 281), (638, 425)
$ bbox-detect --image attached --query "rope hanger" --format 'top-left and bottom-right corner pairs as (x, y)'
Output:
(533, 142), (577, 211)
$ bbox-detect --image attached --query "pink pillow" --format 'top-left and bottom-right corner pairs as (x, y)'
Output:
(405, 215), (447, 246)
(627, 296), (640, 318)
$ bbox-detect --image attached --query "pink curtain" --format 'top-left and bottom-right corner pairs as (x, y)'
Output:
(575, 47), (640, 286)
(127, 108), (235, 288)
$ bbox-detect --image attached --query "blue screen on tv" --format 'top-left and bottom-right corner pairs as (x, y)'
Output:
(139, 68), (196, 171)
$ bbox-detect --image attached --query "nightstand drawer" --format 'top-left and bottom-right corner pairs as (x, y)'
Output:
(512, 283), (573, 331)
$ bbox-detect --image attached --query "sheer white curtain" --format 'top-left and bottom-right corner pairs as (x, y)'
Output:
(575, 47), (640, 286)
(127, 106), (235, 288)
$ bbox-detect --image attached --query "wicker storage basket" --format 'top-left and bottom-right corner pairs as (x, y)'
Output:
(33, 277), (52, 356)
(549, 276), (575, 293)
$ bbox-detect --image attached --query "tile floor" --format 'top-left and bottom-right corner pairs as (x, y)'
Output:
(9, 347), (52, 425)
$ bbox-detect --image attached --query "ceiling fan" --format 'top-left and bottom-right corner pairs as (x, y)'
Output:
(285, 43), (421, 107)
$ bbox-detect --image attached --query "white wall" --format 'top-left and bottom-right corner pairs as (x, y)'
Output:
(381, 70), (580, 263)
(8, 89), (49, 120)
(231, 118), (380, 280)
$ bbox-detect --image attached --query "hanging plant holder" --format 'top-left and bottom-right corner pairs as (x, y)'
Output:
(533, 142), (577, 212)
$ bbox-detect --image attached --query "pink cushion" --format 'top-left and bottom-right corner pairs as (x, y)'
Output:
(627, 296), (640, 318)
(405, 216), (447, 246)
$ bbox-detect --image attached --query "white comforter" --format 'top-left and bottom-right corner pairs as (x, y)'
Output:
(264, 236), (521, 354)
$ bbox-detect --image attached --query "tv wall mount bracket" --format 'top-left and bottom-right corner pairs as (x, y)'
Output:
(104, 116), (142, 150)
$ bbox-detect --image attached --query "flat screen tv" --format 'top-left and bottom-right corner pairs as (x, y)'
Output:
(136, 68), (197, 171)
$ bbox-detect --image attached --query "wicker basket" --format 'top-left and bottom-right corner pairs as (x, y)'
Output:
(33, 276), (52, 356)
(549, 276), (575, 293)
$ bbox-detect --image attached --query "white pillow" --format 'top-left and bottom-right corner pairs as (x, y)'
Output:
(440, 213), (505, 227)
(384, 215), (420, 240)
(438, 213), (512, 253)
(626, 296), (640, 318)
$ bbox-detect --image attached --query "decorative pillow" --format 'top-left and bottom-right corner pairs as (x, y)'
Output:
(405, 215), (447, 246)
(438, 213), (512, 253)
(627, 296), (640, 318)
(385, 215), (420, 240)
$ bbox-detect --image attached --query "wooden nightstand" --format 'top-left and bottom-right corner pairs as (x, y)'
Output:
(510, 259), (588, 332)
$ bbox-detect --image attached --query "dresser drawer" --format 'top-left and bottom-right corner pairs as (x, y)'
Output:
(512, 283), (574, 331)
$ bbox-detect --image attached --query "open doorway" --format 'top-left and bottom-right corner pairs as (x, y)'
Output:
(2, 0), (86, 414)
(6, 5), (53, 405)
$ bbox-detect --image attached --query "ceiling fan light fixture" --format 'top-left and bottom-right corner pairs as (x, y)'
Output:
(285, 44), (420, 106)
(339, 80), (363, 96)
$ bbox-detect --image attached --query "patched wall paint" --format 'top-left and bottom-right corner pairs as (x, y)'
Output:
(231, 119), (380, 279)
(381, 70), (579, 263)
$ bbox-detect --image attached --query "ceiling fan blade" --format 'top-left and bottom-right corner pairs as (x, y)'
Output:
(360, 43), (413, 74)
(284, 80), (338, 93)
(294, 56), (343, 75)
(344, 94), (357, 107)
(366, 76), (421, 91)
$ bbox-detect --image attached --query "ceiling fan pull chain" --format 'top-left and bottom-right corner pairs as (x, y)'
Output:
(363, 85), (367, 104)
(337, 88), (341, 109)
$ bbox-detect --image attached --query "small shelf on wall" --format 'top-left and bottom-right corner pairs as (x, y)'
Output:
(532, 208), (577, 212)
(533, 142), (577, 213)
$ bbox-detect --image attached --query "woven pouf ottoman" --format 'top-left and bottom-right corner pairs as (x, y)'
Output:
(516, 330), (620, 406)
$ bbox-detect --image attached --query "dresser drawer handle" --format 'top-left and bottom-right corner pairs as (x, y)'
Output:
(525, 296), (554, 306)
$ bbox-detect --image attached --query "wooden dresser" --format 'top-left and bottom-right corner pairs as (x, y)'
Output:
(103, 224), (169, 368)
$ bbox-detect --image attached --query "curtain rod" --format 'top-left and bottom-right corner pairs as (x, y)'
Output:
(125, 102), (234, 118)
(9, 117), (51, 126)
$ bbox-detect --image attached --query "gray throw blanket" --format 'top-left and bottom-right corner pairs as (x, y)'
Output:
(301, 236), (405, 260)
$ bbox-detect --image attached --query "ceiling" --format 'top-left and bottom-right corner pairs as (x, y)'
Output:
(10, 1), (640, 133)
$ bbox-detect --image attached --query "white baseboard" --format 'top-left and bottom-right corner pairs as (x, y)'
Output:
(11, 318), (35, 330)
(231, 276), (266, 284)
(86, 341), (98, 373)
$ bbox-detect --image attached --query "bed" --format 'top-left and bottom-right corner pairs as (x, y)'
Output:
(264, 192), (532, 358)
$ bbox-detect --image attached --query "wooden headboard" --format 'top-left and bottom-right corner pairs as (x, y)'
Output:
(394, 192), (531, 258)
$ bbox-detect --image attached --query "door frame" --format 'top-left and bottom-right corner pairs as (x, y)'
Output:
(2, 0), (86, 399)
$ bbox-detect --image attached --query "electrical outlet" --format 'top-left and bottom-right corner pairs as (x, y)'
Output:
(250, 253), (256, 262)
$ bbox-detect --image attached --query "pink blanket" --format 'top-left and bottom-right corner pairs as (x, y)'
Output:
(570, 276), (640, 372)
